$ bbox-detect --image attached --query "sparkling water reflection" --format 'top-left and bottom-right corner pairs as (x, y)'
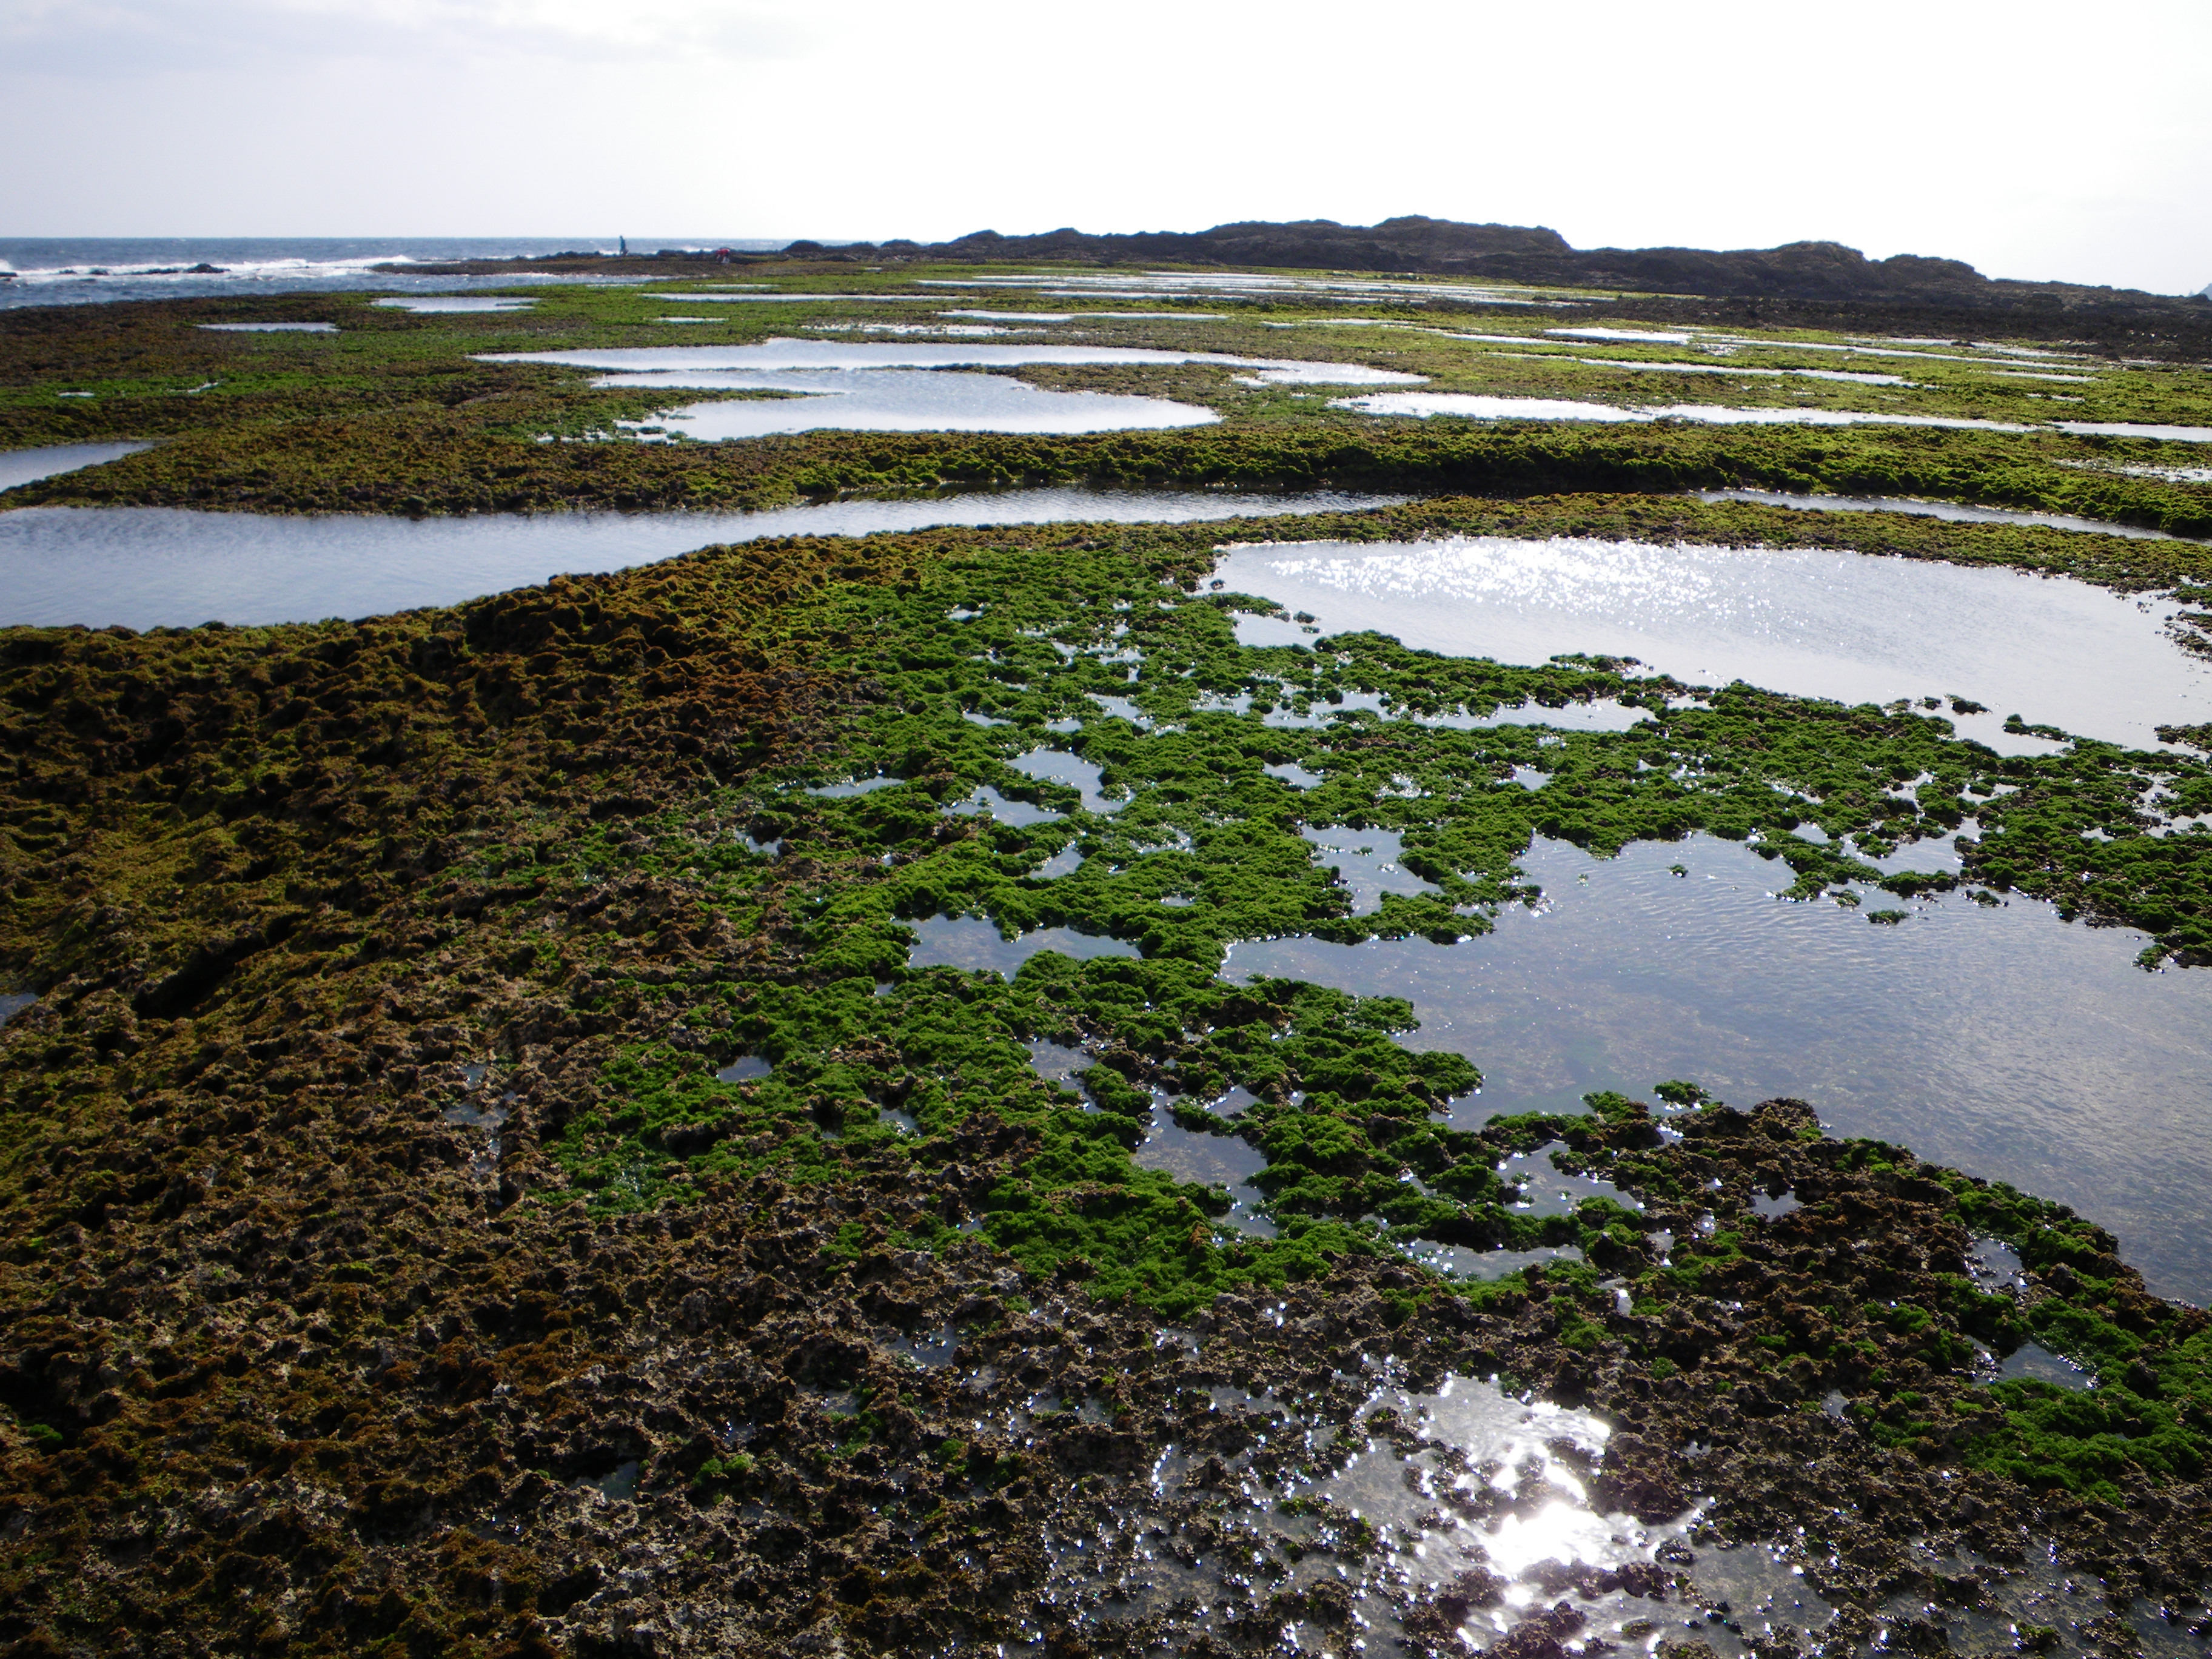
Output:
(618, 368), (1221, 437)
(1213, 535), (2211, 749)
(1337, 390), (2033, 432)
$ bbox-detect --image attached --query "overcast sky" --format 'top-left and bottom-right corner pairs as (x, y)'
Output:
(4, 0), (2208, 294)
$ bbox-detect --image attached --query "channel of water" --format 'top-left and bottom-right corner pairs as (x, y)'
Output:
(1333, 390), (2034, 433)
(1694, 487), (2197, 544)
(0, 488), (1400, 631)
(0, 441), (152, 494)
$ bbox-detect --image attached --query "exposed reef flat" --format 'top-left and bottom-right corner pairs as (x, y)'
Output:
(4, 513), (2212, 1655)
(5, 256), (2212, 1658)
(5, 273), (2210, 532)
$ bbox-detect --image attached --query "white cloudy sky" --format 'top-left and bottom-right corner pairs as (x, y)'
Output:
(4, 0), (2208, 293)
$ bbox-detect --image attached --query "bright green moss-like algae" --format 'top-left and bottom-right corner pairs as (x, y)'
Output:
(532, 514), (2212, 1466)
(7, 504), (2212, 1651)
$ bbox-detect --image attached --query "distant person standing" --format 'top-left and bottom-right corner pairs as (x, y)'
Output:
(618, 236), (628, 256)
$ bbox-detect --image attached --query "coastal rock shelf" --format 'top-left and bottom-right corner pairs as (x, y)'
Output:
(5, 247), (2212, 1659)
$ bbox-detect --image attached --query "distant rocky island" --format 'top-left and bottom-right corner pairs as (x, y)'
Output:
(389, 213), (2212, 327)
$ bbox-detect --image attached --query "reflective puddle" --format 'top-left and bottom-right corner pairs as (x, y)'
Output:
(1213, 535), (2211, 750)
(622, 368), (1222, 436)
(1224, 835), (2212, 1304)
(1299, 825), (1441, 914)
(1316, 1373), (1684, 1646)
(483, 339), (1423, 381)
(946, 784), (1062, 828)
(375, 295), (534, 313)
(483, 338), (1421, 437)
(1007, 748), (1123, 814)
(0, 486), (1400, 630)
(1027, 1367), (1703, 1658)
(1991, 1342), (2096, 1389)
(1018, 1352), (2179, 1659)
(907, 916), (1140, 977)
(1131, 1102), (1275, 1237)
(1025, 1037), (1094, 1087)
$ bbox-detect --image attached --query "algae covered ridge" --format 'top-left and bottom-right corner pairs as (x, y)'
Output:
(3, 263), (2212, 1658)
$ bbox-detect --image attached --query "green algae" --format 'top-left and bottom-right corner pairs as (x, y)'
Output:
(398, 512), (2212, 1324)
(9, 492), (2212, 1654)
(1549, 1104), (2212, 1503)
(13, 505), (2199, 1304)
(5, 285), (2210, 545)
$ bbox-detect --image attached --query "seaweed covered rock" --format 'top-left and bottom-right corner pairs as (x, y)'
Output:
(1, 514), (2209, 1655)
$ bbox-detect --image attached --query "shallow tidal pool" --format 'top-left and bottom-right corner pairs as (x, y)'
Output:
(481, 338), (1424, 438)
(614, 367), (1224, 438)
(0, 487), (1401, 630)
(1227, 834), (2212, 1304)
(1214, 534), (2212, 749)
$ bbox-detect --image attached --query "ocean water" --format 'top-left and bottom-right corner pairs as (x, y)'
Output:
(0, 238), (786, 309)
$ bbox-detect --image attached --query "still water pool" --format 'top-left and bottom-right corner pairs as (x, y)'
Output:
(1214, 535), (2209, 749)
(0, 441), (152, 493)
(0, 488), (1399, 630)
(1228, 835), (2212, 1304)
(620, 368), (1221, 437)
(484, 338), (1423, 437)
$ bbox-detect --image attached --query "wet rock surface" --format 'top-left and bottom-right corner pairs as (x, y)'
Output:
(0, 517), (2209, 1656)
